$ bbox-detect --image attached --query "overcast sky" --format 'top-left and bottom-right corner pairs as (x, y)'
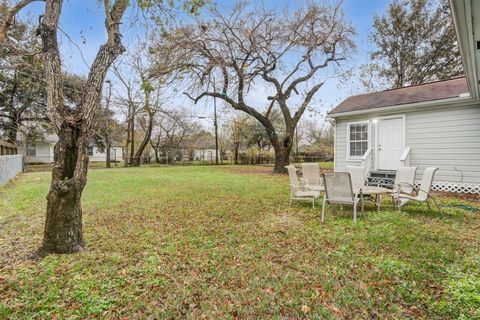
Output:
(19, 0), (390, 129)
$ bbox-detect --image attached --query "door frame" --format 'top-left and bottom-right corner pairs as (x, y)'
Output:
(374, 114), (406, 170)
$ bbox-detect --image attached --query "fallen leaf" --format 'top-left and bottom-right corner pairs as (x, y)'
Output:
(301, 305), (311, 314)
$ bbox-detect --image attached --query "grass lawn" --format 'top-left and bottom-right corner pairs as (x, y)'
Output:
(0, 166), (479, 319)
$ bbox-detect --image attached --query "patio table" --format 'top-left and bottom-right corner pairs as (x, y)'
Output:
(357, 186), (392, 212)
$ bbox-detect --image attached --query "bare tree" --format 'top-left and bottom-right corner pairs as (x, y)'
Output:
(150, 109), (200, 163)
(152, 1), (354, 172)
(113, 51), (164, 166)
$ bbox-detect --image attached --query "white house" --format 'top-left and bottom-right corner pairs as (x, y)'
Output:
(22, 134), (124, 164)
(328, 0), (480, 194)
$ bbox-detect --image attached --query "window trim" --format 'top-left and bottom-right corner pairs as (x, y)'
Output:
(346, 120), (370, 162)
(26, 143), (36, 157)
(87, 146), (94, 157)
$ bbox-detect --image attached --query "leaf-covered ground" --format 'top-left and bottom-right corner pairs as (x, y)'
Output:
(0, 166), (479, 319)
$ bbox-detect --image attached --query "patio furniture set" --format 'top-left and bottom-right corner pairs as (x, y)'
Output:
(286, 163), (439, 223)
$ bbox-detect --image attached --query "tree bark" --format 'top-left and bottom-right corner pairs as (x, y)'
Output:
(273, 145), (292, 173)
(34, 0), (127, 256)
(234, 145), (239, 165)
(271, 135), (293, 173)
(105, 143), (111, 168)
(132, 110), (154, 166)
(41, 122), (87, 254)
(129, 113), (135, 165)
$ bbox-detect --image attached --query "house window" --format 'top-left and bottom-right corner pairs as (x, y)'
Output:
(87, 146), (94, 156)
(26, 143), (36, 156)
(348, 122), (369, 159)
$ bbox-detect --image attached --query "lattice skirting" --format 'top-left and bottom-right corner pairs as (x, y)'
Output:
(368, 178), (480, 195)
(429, 181), (480, 195)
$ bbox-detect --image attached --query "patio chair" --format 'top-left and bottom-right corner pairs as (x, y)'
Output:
(392, 166), (418, 194)
(302, 162), (325, 192)
(346, 166), (366, 191)
(322, 172), (364, 223)
(286, 165), (321, 208)
(392, 167), (440, 212)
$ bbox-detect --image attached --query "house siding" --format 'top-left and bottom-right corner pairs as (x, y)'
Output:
(25, 142), (54, 163)
(333, 103), (480, 185)
(89, 146), (123, 162)
(406, 104), (480, 184)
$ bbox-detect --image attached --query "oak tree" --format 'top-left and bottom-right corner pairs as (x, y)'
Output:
(365, 0), (463, 89)
(152, 1), (354, 172)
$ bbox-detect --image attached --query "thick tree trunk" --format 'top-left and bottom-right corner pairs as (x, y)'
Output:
(272, 135), (293, 173)
(273, 146), (292, 173)
(39, 122), (87, 254)
(24, 0), (128, 257)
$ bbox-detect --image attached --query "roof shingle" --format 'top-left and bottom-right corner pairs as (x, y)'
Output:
(329, 77), (468, 115)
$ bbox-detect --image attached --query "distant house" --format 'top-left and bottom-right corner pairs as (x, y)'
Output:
(327, 0), (480, 194)
(19, 134), (124, 164)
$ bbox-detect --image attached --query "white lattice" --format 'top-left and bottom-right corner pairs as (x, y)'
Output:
(429, 181), (480, 194)
(368, 175), (480, 194)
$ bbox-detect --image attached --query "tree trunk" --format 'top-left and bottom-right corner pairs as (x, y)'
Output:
(6, 121), (17, 144)
(272, 135), (293, 173)
(132, 111), (154, 166)
(273, 146), (292, 173)
(39, 123), (88, 254)
(129, 115), (135, 165)
(105, 143), (111, 168)
(234, 145), (239, 165)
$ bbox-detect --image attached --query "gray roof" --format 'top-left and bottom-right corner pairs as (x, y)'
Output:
(329, 77), (468, 115)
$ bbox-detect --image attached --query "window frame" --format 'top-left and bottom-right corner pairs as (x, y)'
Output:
(346, 121), (370, 161)
(26, 143), (36, 157)
(87, 146), (94, 157)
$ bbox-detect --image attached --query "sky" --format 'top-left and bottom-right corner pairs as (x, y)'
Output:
(17, 0), (391, 130)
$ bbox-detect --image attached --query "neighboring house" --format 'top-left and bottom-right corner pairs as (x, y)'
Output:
(327, 0), (480, 194)
(20, 134), (124, 164)
(194, 148), (219, 162)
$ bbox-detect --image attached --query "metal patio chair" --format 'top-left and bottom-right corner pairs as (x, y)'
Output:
(322, 172), (364, 223)
(346, 165), (366, 192)
(286, 165), (321, 208)
(392, 167), (440, 212)
(302, 162), (325, 192)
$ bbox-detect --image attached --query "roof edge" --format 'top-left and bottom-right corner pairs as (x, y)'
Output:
(327, 96), (478, 119)
(450, 0), (479, 98)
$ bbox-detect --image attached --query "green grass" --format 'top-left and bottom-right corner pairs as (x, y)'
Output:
(0, 166), (479, 319)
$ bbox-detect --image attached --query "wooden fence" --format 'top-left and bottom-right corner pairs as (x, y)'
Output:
(0, 140), (18, 155)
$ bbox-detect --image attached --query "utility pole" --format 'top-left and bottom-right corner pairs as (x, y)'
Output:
(213, 96), (219, 165)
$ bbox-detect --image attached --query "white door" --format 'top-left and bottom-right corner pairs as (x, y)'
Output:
(377, 117), (404, 170)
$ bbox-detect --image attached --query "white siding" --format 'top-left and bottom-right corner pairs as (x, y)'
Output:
(89, 146), (123, 162)
(25, 142), (54, 163)
(406, 104), (480, 183)
(334, 103), (480, 184)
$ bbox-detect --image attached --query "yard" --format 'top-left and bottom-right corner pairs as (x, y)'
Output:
(0, 166), (479, 319)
